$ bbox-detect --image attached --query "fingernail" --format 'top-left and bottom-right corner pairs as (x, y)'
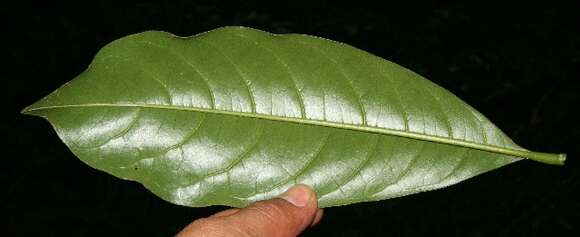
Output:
(278, 184), (312, 207)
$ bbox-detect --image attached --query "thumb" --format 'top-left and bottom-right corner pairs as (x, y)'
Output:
(227, 184), (320, 237)
(176, 184), (322, 237)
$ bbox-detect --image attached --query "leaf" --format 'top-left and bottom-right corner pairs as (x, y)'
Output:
(22, 26), (565, 208)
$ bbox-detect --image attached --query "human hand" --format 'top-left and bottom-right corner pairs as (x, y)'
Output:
(176, 184), (323, 237)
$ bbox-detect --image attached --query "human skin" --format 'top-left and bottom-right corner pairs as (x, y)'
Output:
(176, 184), (324, 237)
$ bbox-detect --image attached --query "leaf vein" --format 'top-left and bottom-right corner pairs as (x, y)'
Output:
(79, 108), (141, 150)
(294, 39), (367, 125)
(25, 103), (539, 161)
(138, 40), (216, 108)
(375, 65), (410, 131)
(237, 130), (332, 199)
(197, 40), (257, 113)
(318, 134), (381, 199)
(230, 32), (307, 119)
(421, 82), (454, 137)
(369, 142), (426, 198)
(178, 123), (265, 190)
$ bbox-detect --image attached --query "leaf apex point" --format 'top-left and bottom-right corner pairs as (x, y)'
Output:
(20, 106), (33, 115)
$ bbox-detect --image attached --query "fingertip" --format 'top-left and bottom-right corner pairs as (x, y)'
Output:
(178, 185), (322, 237)
(311, 209), (324, 227)
(224, 184), (319, 236)
(278, 184), (317, 208)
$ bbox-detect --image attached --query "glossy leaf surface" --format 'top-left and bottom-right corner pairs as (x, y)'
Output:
(23, 26), (565, 208)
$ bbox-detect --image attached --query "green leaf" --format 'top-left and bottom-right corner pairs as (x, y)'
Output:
(22, 26), (565, 208)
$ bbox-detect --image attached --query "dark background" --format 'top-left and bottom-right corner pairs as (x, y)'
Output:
(3, 0), (579, 236)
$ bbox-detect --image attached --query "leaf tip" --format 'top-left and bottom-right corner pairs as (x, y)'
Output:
(21, 99), (46, 116)
(20, 105), (35, 115)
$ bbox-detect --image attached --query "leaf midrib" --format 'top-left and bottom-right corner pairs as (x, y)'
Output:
(23, 103), (565, 165)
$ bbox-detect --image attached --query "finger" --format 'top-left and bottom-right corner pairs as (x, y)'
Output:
(210, 208), (240, 218)
(225, 184), (319, 237)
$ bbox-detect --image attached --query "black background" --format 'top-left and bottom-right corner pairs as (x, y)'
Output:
(3, 1), (579, 236)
